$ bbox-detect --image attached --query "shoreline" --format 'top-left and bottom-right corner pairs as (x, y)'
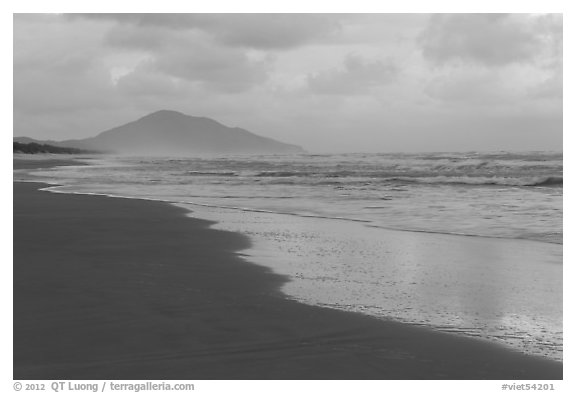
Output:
(13, 158), (563, 379)
(197, 204), (562, 361)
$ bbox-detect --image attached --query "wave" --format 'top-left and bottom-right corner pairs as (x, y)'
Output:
(35, 183), (373, 224)
(187, 171), (237, 176)
(255, 171), (304, 177)
(189, 194), (295, 200)
(182, 168), (563, 188)
(255, 170), (360, 178)
(525, 176), (563, 187)
(15, 179), (561, 246)
(386, 175), (563, 187)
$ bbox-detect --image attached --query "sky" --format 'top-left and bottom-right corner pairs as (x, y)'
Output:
(13, 13), (563, 153)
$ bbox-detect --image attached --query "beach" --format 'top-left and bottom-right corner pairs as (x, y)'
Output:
(13, 159), (562, 380)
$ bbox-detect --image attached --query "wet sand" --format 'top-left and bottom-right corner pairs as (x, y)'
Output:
(13, 159), (563, 379)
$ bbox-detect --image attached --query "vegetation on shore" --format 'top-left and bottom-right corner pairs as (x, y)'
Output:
(13, 142), (98, 155)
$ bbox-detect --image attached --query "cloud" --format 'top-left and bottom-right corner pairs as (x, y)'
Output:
(205, 14), (341, 50)
(419, 14), (562, 107)
(424, 63), (563, 108)
(306, 54), (398, 95)
(14, 62), (116, 114)
(104, 23), (176, 51)
(71, 13), (341, 50)
(527, 72), (563, 100)
(13, 16), (119, 115)
(115, 63), (186, 98)
(425, 68), (513, 105)
(101, 20), (274, 93)
(152, 46), (271, 93)
(419, 14), (561, 67)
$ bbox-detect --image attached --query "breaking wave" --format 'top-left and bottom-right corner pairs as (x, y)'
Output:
(386, 175), (563, 187)
(187, 171), (238, 176)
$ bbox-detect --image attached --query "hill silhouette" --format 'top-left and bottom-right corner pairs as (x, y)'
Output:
(17, 110), (304, 156)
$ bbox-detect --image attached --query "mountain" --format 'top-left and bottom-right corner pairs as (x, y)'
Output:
(20, 110), (304, 156)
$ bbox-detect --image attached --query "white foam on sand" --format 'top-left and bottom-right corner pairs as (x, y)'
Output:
(177, 203), (563, 361)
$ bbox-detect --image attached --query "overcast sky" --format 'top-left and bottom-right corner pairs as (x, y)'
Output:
(13, 13), (562, 153)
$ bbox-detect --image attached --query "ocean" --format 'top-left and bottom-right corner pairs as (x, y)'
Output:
(17, 151), (563, 361)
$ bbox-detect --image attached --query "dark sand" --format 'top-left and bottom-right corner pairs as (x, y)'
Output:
(13, 159), (563, 380)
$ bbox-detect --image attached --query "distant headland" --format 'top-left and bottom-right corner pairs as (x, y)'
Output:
(14, 110), (305, 156)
